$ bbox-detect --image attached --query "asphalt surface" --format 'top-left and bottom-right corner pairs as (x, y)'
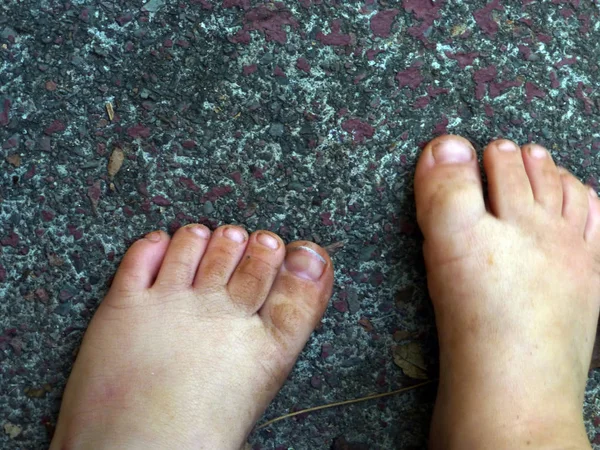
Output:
(1, 0), (600, 448)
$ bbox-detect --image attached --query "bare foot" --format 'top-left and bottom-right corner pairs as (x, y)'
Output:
(50, 225), (334, 449)
(415, 135), (600, 449)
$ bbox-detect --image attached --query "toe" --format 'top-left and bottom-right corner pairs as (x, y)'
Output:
(585, 188), (600, 243)
(154, 224), (211, 289)
(521, 143), (563, 215)
(110, 231), (170, 293)
(560, 169), (590, 237)
(226, 231), (286, 314)
(483, 139), (534, 219)
(414, 135), (486, 240)
(193, 225), (249, 289)
(259, 242), (334, 360)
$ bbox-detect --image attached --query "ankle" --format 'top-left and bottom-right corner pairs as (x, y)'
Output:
(431, 407), (591, 450)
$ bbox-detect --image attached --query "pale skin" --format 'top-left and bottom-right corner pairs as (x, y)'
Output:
(50, 135), (600, 449)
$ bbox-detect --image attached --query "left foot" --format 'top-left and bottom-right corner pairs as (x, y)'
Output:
(50, 225), (334, 449)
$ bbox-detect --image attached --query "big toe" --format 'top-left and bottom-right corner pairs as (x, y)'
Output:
(415, 135), (486, 242)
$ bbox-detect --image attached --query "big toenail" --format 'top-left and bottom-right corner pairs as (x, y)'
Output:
(223, 227), (246, 243)
(144, 231), (161, 242)
(187, 225), (210, 239)
(432, 140), (473, 164)
(497, 140), (518, 151)
(257, 232), (279, 249)
(285, 246), (326, 281)
(529, 146), (547, 159)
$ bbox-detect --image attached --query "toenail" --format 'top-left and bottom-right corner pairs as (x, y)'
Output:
(431, 139), (473, 164)
(497, 140), (518, 152)
(187, 225), (210, 239)
(285, 246), (326, 281)
(529, 145), (547, 159)
(144, 231), (161, 242)
(257, 232), (279, 249)
(590, 187), (598, 198)
(223, 227), (246, 243)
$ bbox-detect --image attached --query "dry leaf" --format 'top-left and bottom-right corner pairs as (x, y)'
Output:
(393, 330), (414, 342)
(6, 154), (21, 167)
(324, 241), (344, 256)
(393, 342), (428, 380)
(108, 147), (124, 178)
(106, 102), (114, 121)
(3, 422), (22, 439)
(358, 317), (374, 332)
(24, 383), (52, 398)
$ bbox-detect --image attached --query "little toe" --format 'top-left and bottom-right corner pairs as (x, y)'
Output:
(154, 224), (211, 289)
(259, 242), (334, 362)
(193, 225), (249, 290)
(414, 135), (486, 240)
(560, 169), (590, 236)
(226, 231), (286, 314)
(585, 188), (600, 244)
(483, 139), (534, 218)
(521, 143), (563, 215)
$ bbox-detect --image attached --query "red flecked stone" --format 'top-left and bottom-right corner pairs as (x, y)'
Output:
(152, 195), (172, 206)
(229, 29), (251, 45)
(0, 99), (11, 127)
(179, 177), (200, 192)
(0, 265), (5, 282)
(473, 65), (498, 100)
(321, 342), (332, 359)
(489, 79), (522, 98)
(296, 58), (311, 73)
(366, 48), (383, 61)
(576, 82), (593, 115)
(41, 210), (55, 221)
(370, 9), (399, 38)
(116, 13), (133, 26)
(396, 66), (423, 90)
(432, 115), (449, 135)
(242, 4), (299, 44)
(67, 225), (83, 240)
(333, 299), (349, 313)
(203, 185), (233, 202)
(445, 51), (479, 69)
(525, 82), (546, 103)
(242, 64), (258, 75)
(316, 19), (351, 46)
(181, 140), (196, 149)
(127, 124), (151, 138)
(1, 231), (19, 247)
(230, 171), (242, 184)
(341, 119), (375, 143)
(163, 39), (174, 48)
(555, 56), (577, 68)
(273, 66), (286, 77)
(44, 120), (66, 135)
(473, 0), (503, 37)
(320, 212), (333, 225)
(35, 288), (49, 303)
(223, 0), (250, 9)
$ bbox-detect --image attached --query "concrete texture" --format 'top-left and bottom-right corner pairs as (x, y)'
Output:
(1, 0), (600, 448)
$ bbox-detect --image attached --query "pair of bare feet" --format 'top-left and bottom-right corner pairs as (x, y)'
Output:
(49, 135), (599, 449)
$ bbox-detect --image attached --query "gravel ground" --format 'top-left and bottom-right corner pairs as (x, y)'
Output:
(1, 0), (600, 448)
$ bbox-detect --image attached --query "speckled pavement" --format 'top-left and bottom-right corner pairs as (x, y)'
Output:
(1, 1), (600, 448)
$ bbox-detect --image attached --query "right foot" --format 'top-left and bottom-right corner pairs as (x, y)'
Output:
(415, 135), (600, 449)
